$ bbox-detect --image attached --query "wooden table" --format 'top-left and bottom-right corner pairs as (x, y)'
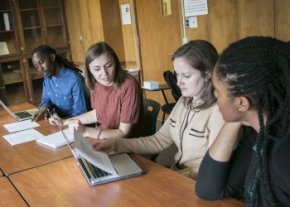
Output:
(10, 155), (245, 207)
(0, 103), (72, 175)
(0, 102), (37, 117)
(2, 103), (245, 206)
(0, 177), (27, 207)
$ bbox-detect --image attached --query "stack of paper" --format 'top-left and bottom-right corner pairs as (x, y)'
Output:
(3, 120), (39, 133)
(143, 81), (159, 90)
(36, 128), (74, 149)
(3, 129), (45, 146)
(1, 120), (42, 146)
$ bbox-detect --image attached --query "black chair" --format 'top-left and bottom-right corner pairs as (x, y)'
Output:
(161, 70), (181, 124)
(142, 99), (161, 136)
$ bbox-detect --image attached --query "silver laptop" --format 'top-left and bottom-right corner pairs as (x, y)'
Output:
(0, 99), (38, 121)
(74, 130), (144, 185)
(58, 126), (144, 185)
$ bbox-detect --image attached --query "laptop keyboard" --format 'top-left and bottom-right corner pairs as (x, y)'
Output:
(79, 158), (111, 179)
(14, 111), (32, 119)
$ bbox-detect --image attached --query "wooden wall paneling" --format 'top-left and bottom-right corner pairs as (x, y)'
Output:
(118, 0), (138, 68)
(207, 0), (238, 52)
(64, 0), (105, 68)
(186, 15), (209, 42)
(101, 0), (125, 63)
(136, 0), (181, 105)
(238, 0), (274, 38)
(63, 0), (84, 65)
(274, 0), (290, 41)
(78, 0), (103, 53)
(87, 0), (105, 46)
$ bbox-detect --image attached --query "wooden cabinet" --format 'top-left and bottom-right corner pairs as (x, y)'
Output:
(64, 0), (124, 68)
(17, 0), (67, 54)
(0, 0), (69, 105)
(0, 0), (27, 105)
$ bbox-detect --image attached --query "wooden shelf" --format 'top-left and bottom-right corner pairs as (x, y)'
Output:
(46, 24), (63, 28)
(3, 71), (23, 84)
(30, 71), (43, 80)
(23, 26), (41, 30)
(44, 7), (60, 10)
(0, 0), (69, 105)
(0, 9), (10, 12)
(20, 8), (38, 12)
(0, 30), (15, 33)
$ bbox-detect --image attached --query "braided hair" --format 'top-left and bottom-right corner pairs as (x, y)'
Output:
(31, 45), (82, 73)
(215, 36), (290, 207)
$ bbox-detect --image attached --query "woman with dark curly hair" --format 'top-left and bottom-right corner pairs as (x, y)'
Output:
(196, 36), (290, 207)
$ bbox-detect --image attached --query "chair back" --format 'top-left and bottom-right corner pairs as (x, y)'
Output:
(163, 70), (181, 101)
(142, 99), (161, 136)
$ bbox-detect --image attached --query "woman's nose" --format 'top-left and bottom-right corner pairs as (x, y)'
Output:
(101, 68), (108, 76)
(177, 78), (183, 86)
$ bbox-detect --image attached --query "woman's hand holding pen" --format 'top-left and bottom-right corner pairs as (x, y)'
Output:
(64, 119), (87, 136)
(48, 113), (64, 126)
(31, 106), (48, 122)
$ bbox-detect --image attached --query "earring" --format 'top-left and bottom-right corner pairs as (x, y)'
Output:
(238, 108), (243, 112)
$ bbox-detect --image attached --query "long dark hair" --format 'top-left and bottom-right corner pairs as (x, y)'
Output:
(172, 40), (218, 109)
(31, 45), (81, 73)
(85, 42), (127, 91)
(215, 36), (290, 207)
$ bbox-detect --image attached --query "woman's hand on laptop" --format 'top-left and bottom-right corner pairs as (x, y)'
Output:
(92, 139), (117, 154)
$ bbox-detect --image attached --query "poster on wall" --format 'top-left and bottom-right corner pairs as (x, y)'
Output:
(184, 0), (208, 17)
(121, 4), (132, 25)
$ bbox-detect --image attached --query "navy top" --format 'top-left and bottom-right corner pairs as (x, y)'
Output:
(196, 126), (290, 207)
(40, 66), (88, 118)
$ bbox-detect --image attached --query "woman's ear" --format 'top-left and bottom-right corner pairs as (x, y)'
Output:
(235, 96), (251, 112)
(204, 72), (211, 82)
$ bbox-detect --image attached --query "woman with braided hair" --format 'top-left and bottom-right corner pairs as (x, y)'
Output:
(195, 36), (290, 207)
(31, 45), (89, 121)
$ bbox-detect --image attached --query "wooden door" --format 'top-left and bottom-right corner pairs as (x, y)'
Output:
(135, 0), (182, 104)
(63, 0), (84, 66)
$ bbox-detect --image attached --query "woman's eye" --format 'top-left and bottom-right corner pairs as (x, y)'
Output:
(37, 60), (44, 65)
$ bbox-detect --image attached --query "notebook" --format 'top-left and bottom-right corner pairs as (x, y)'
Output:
(36, 128), (74, 149)
(72, 130), (144, 185)
(0, 99), (38, 121)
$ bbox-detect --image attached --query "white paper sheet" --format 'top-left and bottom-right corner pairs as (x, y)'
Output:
(2, 129), (45, 146)
(36, 128), (74, 149)
(3, 120), (39, 133)
(121, 4), (131, 25)
(74, 130), (117, 175)
(184, 0), (208, 17)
